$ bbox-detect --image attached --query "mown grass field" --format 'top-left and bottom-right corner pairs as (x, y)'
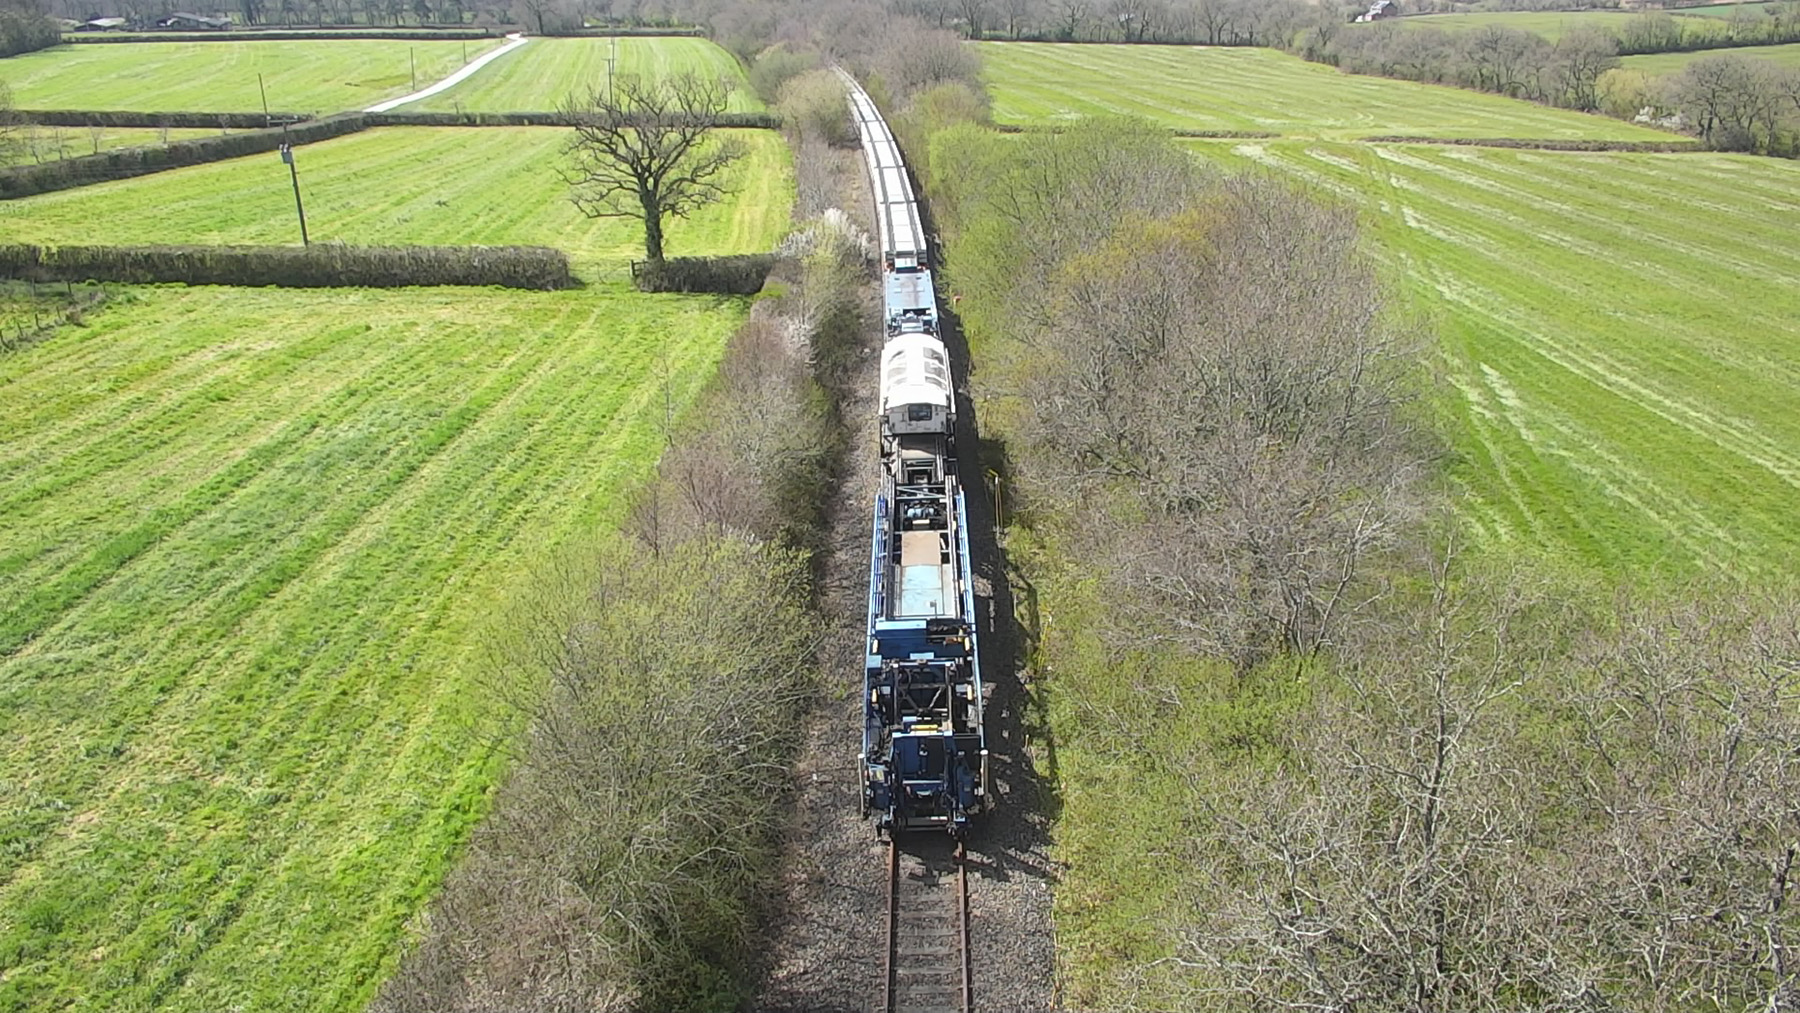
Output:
(1677, 1), (1784, 16)
(0, 39), (503, 113)
(975, 43), (1678, 140)
(1191, 139), (1800, 573)
(7, 125), (226, 161)
(411, 36), (762, 113)
(0, 126), (794, 277)
(1621, 39), (1800, 72)
(0, 284), (747, 1012)
(1388, 9), (1714, 40)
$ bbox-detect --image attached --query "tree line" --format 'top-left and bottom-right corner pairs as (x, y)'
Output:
(0, 0), (57, 56)
(1316, 19), (1800, 154)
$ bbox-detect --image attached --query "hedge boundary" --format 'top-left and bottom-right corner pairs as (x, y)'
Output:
(0, 113), (366, 198)
(0, 110), (783, 199)
(1360, 136), (1707, 152)
(367, 109), (782, 127)
(10, 110), (315, 128)
(0, 243), (574, 290)
(65, 28), (504, 42)
(62, 25), (705, 42)
(631, 255), (777, 295)
(995, 123), (1280, 139)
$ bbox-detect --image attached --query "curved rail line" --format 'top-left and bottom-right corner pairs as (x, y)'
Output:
(883, 838), (972, 1013)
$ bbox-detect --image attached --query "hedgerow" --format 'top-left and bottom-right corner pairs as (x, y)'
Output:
(9, 110), (315, 128)
(0, 243), (573, 290)
(0, 113), (368, 198)
(630, 254), (778, 295)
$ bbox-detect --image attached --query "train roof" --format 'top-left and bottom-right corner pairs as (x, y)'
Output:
(880, 334), (953, 413)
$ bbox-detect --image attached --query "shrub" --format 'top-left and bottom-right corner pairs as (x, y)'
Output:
(747, 44), (819, 104)
(373, 533), (819, 1013)
(0, 243), (574, 290)
(776, 69), (855, 148)
(630, 254), (776, 295)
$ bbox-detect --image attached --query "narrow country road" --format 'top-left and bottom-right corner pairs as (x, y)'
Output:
(363, 33), (529, 113)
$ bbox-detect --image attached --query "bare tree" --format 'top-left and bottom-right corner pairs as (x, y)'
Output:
(375, 535), (820, 1013)
(0, 82), (18, 168)
(1151, 566), (1800, 1013)
(562, 73), (746, 263)
(954, 0), (988, 36)
(1550, 24), (1619, 110)
(1000, 0), (1034, 38)
(1055, 0), (1088, 38)
(1672, 54), (1785, 151)
(1002, 167), (1426, 663)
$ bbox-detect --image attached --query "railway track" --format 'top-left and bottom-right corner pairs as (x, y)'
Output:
(882, 838), (972, 1013)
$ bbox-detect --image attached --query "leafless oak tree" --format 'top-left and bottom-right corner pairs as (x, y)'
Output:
(562, 73), (747, 263)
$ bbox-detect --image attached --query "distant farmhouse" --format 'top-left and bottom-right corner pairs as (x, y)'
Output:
(158, 11), (232, 29)
(75, 16), (128, 30)
(1355, 0), (1399, 21)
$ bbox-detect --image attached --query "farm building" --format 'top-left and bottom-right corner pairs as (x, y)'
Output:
(158, 11), (232, 28)
(75, 16), (128, 30)
(1355, 0), (1399, 21)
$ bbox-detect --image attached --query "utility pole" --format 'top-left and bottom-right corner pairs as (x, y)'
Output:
(258, 72), (269, 126)
(280, 144), (309, 246)
(410, 47), (417, 90)
(607, 36), (616, 96)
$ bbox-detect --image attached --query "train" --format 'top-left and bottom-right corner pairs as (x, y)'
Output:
(842, 75), (989, 838)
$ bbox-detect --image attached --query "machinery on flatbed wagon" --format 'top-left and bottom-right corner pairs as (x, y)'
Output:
(843, 72), (988, 838)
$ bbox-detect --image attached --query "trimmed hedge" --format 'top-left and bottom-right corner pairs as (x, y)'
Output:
(548, 25), (703, 36)
(0, 113), (368, 198)
(1360, 136), (1707, 152)
(0, 110), (785, 200)
(0, 243), (574, 290)
(995, 123), (1279, 139)
(631, 255), (776, 295)
(367, 110), (782, 128)
(11, 110), (315, 128)
(66, 28), (503, 42)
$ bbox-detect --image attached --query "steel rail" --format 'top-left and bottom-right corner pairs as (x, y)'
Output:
(881, 839), (971, 1013)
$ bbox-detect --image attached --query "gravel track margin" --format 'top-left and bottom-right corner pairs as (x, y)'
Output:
(750, 139), (1056, 1013)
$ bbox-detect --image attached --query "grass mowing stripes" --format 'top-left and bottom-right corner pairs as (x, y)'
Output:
(0, 39), (504, 113)
(1621, 40), (1800, 73)
(976, 42), (1680, 141)
(410, 36), (763, 113)
(0, 126), (794, 278)
(1191, 139), (1800, 574)
(0, 284), (747, 1012)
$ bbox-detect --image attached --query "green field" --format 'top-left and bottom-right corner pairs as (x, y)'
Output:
(0, 284), (746, 1012)
(0, 39), (503, 113)
(1661, 1), (1782, 17)
(4, 124), (227, 162)
(0, 126), (794, 277)
(976, 43), (1679, 140)
(410, 36), (763, 113)
(1388, 9), (1713, 40)
(1188, 139), (1800, 573)
(1621, 39), (1800, 72)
